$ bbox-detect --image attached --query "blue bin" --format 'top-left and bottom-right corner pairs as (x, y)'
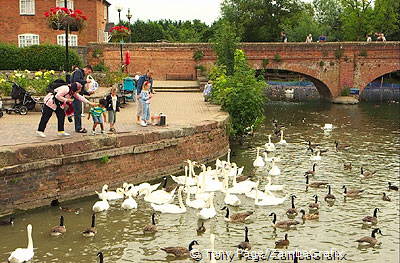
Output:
(122, 77), (136, 101)
(349, 88), (359, 95)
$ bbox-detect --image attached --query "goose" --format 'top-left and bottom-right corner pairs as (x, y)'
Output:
(161, 240), (199, 258)
(362, 208), (380, 225)
(305, 175), (328, 188)
(50, 200), (81, 214)
(82, 214), (97, 237)
(335, 141), (350, 151)
(97, 252), (104, 263)
(342, 185), (364, 197)
(268, 158), (281, 176)
(221, 206), (253, 223)
(324, 185), (336, 202)
(92, 197), (110, 213)
(382, 193), (391, 201)
(300, 209), (319, 220)
(143, 213), (157, 233)
(265, 135), (276, 152)
(237, 227), (251, 250)
(196, 221), (206, 234)
(0, 216), (14, 226)
(278, 130), (287, 145)
(269, 212), (299, 229)
(140, 186), (176, 205)
(310, 150), (322, 161)
(305, 163), (317, 176)
(265, 177), (284, 191)
(344, 162), (352, 171)
(275, 234), (289, 249)
(253, 147), (265, 167)
(8, 224), (34, 263)
(199, 193), (217, 220)
(356, 228), (382, 247)
(50, 216), (66, 236)
(308, 195), (320, 211)
(121, 193), (138, 210)
(360, 167), (377, 179)
(388, 182), (399, 191)
(151, 187), (186, 214)
(307, 140), (320, 149)
(286, 195), (298, 218)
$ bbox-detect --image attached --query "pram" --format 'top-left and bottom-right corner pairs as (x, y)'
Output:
(0, 96), (3, 118)
(6, 82), (38, 115)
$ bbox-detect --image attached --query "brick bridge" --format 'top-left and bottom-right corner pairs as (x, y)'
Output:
(87, 42), (400, 100)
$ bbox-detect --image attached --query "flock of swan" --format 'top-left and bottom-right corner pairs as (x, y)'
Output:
(3, 123), (398, 262)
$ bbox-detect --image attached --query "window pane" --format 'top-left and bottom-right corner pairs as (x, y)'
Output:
(57, 34), (78, 46)
(56, 0), (74, 9)
(20, 0), (35, 15)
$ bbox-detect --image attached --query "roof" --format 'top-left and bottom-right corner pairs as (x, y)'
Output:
(103, 0), (111, 6)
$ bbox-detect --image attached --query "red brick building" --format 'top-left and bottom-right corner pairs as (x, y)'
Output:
(0, 0), (111, 47)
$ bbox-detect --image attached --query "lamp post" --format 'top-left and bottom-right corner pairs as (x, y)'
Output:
(126, 8), (132, 43)
(64, 0), (69, 74)
(115, 4), (123, 71)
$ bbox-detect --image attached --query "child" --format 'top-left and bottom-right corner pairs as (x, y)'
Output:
(105, 87), (120, 132)
(88, 98), (107, 135)
(203, 80), (212, 102)
(139, 81), (151, 127)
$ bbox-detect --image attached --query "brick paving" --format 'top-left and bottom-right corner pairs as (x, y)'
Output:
(0, 92), (225, 147)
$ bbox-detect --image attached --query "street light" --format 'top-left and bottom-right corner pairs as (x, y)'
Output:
(126, 8), (132, 42)
(64, 0), (69, 74)
(114, 4), (123, 71)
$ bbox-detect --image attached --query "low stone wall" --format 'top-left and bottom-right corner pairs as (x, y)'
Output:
(0, 115), (229, 217)
(264, 85), (320, 101)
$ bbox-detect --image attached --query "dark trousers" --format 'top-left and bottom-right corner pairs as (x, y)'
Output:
(38, 105), (65, 132)
(72, 98), (82, 131)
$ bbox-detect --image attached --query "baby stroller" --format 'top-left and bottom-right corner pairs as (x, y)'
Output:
(6, 82), (37, 115)
(0, 96), (3, 118)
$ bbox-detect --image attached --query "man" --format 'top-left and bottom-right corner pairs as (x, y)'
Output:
(136, 70), (154, 123)
(70, 65), (94, 133)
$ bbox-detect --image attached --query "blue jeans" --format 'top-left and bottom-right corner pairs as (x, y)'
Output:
(72, 98), (82, 131)
(142, 102), (150, 121)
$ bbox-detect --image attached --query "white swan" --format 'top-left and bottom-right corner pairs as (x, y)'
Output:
(310, 150), (322, 161)
(263, 152), (273, 163)
(268, 158), (281, 176)
(323, 124), (333, 130)
(227, 173), (257, 194)
(96, 185), (124, 201)
(224, 191), (241, 206)
(199, 193), (217, 220)
(8, 224), (34, 263)
(265, 135), (276, 152)
(136, 182), (161, 193)
(210, 234), (217, 263)
(186, 189), (207, 209)
(254, 184), (287, 206)
(121, 193), (138, 209)
(151, 187), (186, 214)
(253, 147), (265, 167)
(92, 197), (110, 213)
(265, 176), (284, 191)
(278, 130), (287, 145)
(140, 187), (176, 205)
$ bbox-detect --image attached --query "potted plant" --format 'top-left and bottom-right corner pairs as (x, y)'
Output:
(44, 7), (87, 32)
(110, 26), (131, 42)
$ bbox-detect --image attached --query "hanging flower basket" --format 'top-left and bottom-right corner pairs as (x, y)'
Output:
(110, 26), (131, 42)
(44, 7), (87, 32)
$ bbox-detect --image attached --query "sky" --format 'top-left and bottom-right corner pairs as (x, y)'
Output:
(108, 0), (223, 25)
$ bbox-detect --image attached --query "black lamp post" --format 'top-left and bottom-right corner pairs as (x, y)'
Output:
(64, 0), (69, 74)
(126, 8), (132, 43)
(116, 6), (123, 71)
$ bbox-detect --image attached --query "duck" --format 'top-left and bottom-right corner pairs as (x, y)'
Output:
(253, 147), (265, 167)
(277, 130), (287, 145)
(355, 228), (382, 247)
(268, 158), (281, 176)
(362, 208), (380, 225)
(265, 176), (284, 191)
(300, 209), (319, 220)
(360, 167), (377, 179)
(50, 216), (66, 236)
(342, 185), (364, 197)
(275, 234), (289, 249)
(121, 192), (138, 210)
(269, 212), (299, 229)
(151, 187), (186, 214)
(92, 197), (110, 213)
(382, 192), (391, 201)
(143, 213), (158, 233)
(388, 182), (398, 191)
(199, 193), (217, 220)
(286, 195), (298, 218)
(221, 206), (253, 223)
(0, 216), (14, 226)
(324, 185), (336, 202)
(323, 123), (333, 130)
(196, 221), (206, 234)
(97, 252), (104, 263)
(344, 162), (352, 171)
(335, 141), (350, 151)
(161, 240), (199, 258)
(305, 175), (328, 188)
(237, 227), (251, 250)
(140, 185), (176, 204)
(82, 214), (97, 237)
(8, 224), (34, 263)
(310, 150), (322, 161)
(305, 163), (317, 176)
(308, 195), (320, 211)
(265, 135), (276, 152)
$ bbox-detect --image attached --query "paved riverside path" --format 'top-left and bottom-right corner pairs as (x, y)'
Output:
(0, 92), (224, 147)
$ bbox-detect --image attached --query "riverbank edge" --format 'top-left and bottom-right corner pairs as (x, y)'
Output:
(0, 113), (230, 217)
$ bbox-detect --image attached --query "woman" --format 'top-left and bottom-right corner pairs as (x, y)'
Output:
(36, 82), (95, 138)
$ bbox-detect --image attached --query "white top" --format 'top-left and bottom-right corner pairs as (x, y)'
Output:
(111, 95), (117, 111)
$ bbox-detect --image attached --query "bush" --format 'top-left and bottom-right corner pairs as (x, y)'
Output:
(103, 71), (128, 87)
(0, 44), (82, 71)
(93, 62), (108, 72)
(341, 86), (351, 96)
(193, 50), (204, 62)
(274, 54), (282, 62)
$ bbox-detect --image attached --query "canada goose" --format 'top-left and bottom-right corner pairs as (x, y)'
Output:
(92, 197), (110, 213)
(388, 182), (398, 191)
(360, 167), (377, 179)
(50, 200), (80, 214)
(305, 175), (328, 188)
(236, 175), (249, 183)
(335, 141), (350, 151)
(269, 212), (299, 229)
(143, 213), (157, 233)
(382, 193), (391, 201)
(305, 163), (317, 176)
(344, 162), (352, 171)
(355, 228), (382, 246)
(309, 195), (320, 211)
(237, 227), (251, 250)
(342, 185), (364, 197)
(307, 140), (320, 149)
(165, 184), (178, 193)
(8, 224), (34, 263)
(253, 147), (265, 167)
(161, 240), (199, 258)
(275, 233), (289, 248)
(97, 252), (104, 263)
(324, 185), (336, 202)
(0, 216), (14, 226)
(265, 135), (276, 152)
(221, 206), (253, 223)
(196, 221), (206, 234)
(50, 216), (66, 236)
(362, 208), (380, 225)
(286, 195), (298, 218)
(300, 209), (319, 220)
(82, 214), (97, 237)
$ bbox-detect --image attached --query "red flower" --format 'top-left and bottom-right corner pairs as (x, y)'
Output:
(75, 9), (82, 14)
(44, 12), (50, 17)
(81, 15), (87, 20)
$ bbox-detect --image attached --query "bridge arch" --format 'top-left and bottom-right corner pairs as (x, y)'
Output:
(359, 66), (400, 92)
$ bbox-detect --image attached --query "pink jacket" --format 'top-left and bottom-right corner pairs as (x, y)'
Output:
(43, 85), (90, 110)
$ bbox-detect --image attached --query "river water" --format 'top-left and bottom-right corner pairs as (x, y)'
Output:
(0, 102), (399, 263)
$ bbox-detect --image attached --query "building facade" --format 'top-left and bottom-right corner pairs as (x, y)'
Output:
(0, 0), (111, 47)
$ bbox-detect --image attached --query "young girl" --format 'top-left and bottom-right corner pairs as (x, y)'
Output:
(88, 98), (107, 135)
(105, 87), (120, 132)
(139, 81), (152, 127)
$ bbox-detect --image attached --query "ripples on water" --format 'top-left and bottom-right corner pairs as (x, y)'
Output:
(0, 102), (399, 263)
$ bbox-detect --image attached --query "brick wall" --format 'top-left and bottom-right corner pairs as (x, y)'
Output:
(0, 116), (229, 217)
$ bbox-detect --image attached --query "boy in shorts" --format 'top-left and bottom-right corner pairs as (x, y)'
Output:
(88, 98), (107, 135)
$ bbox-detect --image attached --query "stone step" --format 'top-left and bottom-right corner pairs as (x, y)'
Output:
(154, 88), (201, 93)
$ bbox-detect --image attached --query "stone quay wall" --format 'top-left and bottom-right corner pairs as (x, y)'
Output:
(0, 115), (229, 217)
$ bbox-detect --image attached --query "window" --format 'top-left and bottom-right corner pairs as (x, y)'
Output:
(56, 0), (74, 9)
(18, 34), (39, 47)
(104, 6), (108, 21)
(57, 34), (78, 46)
(20, 0), (35, 15)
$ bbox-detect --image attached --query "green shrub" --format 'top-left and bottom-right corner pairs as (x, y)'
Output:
(262, 58), (269, 68)
(193, 50), (204, 62)
(93, 62), (108, 72)
(319, 61), (325, 67)
(99, 155), (110, 164)
(274, 54), (281, 62)
(0, 43), (20, 70)
(341, 86), (351, 96)
(103, 71), (128, 87)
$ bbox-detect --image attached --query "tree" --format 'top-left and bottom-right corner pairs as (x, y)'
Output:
(340, 0), (374, 41)
(313, 0), (343, 41)
(373, 0), (400, 40)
